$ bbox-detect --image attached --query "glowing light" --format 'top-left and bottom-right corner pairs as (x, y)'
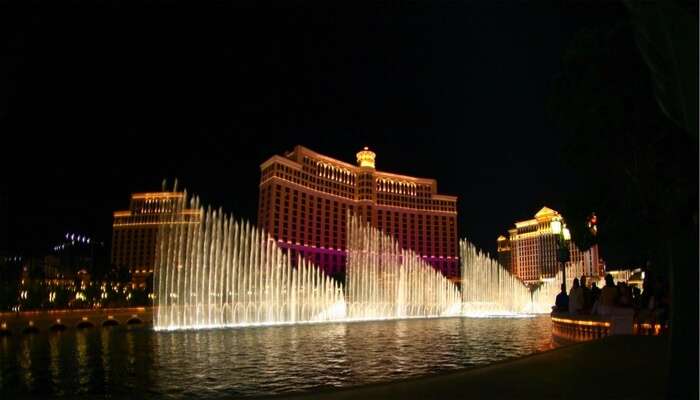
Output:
(132, 192), (184, 199)
(562, 227), (571, 241)
(356, 147), (376, 168)
(551, 316), (610, 328)
(550, 219), (562, 234)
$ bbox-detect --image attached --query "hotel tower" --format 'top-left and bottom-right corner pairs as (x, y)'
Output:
(111, 190), (201, 287)
(257, 146), (459, 278)
(497, 207), (602, 285)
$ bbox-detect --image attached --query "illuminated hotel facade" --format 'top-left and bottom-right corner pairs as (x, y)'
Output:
(497, 207), (602, 285)
(111, 191), (201, 287)
(258, 146), (459, 278)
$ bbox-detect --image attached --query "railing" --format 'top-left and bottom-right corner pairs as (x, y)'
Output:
(0, 307), (154, 335)
(551, 310), (666, 346)
(551, 313), (612, 344)
(0, 307), (150, 319)
(633, 322), (668, 336)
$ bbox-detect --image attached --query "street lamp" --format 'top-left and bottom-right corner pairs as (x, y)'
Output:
(550, 218), (571, 292)
(563, 226), (571, 241)
(551, 219), (562, 235)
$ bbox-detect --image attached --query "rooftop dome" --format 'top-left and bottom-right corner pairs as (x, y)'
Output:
(356, 147), (376, 168)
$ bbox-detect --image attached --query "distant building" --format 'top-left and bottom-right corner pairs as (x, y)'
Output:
(111, 190), (201, 287)
(0, 254), (23, 283)
(497, 207), (603, 285)
(496, 235), (512, 273)
(258, 145), (459, 278)
(50, 232), (107, 280)
(607, 268), (643, 287)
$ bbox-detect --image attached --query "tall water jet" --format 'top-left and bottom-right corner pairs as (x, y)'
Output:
(460, 240), (534, 316)
(346, 214), (462, 320)
(153, 191), (345, 330)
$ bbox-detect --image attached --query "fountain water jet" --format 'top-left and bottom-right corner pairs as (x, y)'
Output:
(460, 240), (534, 316)
(346, 214), (462, 320)
(153, 188), (562, 331)
(154, 192), (345, 330)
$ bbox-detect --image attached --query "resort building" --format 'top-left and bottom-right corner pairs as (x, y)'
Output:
(258, 145), (459, 278)
(497, 207), (602, 285)
(496, 235), (512, 274)
(111, 190), (201, 287)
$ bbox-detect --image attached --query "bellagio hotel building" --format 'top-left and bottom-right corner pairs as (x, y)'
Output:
(258, 146), (459, 278)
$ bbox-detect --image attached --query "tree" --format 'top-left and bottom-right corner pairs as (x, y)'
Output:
(549, 2), (697, 397)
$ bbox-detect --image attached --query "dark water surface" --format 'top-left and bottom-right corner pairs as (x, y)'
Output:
(0, 316), (551, 399)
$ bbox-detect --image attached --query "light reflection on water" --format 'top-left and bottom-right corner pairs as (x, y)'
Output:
(0, 316), (551, 399)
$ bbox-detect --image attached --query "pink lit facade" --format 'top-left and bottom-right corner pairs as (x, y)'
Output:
(258, 146), (459, 278)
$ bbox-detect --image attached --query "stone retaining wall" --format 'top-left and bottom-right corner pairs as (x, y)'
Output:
(0, 307), (153, 335)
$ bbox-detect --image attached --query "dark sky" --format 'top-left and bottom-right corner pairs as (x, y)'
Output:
(1, 1), (622, 258)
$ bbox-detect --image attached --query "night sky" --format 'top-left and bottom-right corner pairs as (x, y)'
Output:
(1, 2), (621, 258)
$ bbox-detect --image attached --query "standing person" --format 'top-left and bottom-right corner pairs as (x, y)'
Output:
(580, 275), (592, 312)
(598, 274), (618, 316)
(568, 278), (584, 315)
(590, 281), (602, 304)
(555, 284), (569, 313)
(618, 282), (632, 306)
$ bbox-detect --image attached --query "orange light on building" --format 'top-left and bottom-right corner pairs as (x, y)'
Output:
(356, 147), (376, 168)
(551, 316), (610, 328)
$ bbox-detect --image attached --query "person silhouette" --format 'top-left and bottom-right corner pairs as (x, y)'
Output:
(555, 283), (569, 312)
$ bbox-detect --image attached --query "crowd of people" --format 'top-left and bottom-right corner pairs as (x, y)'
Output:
(554, 271), (669, 325)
